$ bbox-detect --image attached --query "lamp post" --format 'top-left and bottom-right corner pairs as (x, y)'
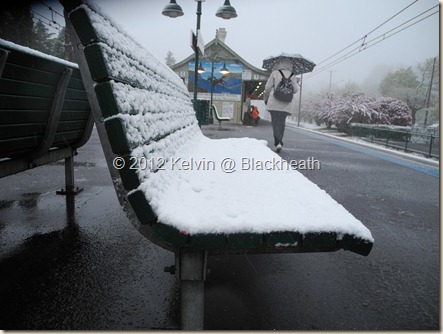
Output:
(198, 54), (229, 120)
(161, 3), (237, 327)
(162, 0), (237, 115)
(297, 73), (303, 127)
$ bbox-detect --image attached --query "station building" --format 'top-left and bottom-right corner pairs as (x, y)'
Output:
(170, 28), (270, 124)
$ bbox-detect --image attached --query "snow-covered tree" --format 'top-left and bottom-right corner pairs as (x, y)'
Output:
(379, 58), (439, 126)
(372, 97), (412, 126)
(415, 57), (439, 126)
(302, 91), (412, 132)
(328, 92), (378, 132)
(165, 51), (176, 66)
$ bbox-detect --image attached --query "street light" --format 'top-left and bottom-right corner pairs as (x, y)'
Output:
(216, 0), (238, 19)
(162, 0), (237, 117)
(161, 0), (184, 18)
(219, 61), (229, 75)
(198, 55), (230, 119)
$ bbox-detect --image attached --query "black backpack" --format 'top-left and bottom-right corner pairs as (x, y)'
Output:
(274, 70), (294, 102)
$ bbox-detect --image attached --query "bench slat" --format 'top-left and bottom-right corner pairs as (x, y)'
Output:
(0, 123), (88, 158)
(53, 130), (86, 146)
(69, 7), (188, 94)
(0, 136), (42, 157)
(0, 123), (46, 139)
(56, 120), (89, 133)
(0, 79), (89, 101)
(267, 232), (300, 247)
(0, 78), (57, 98)
(1, 46), (76, 74)
(227, 234), (264, 249)
(0, 94), (90, 111)
(1, 109), (90, 124)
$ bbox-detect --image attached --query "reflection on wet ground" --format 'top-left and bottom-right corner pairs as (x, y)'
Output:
(0, 128), (180, 330)
(0, 187), (180, 329)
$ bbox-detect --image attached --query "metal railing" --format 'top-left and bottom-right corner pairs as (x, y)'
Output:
(349, 124), (439, 159)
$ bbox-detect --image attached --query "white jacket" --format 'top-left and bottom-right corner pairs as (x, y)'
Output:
(264, 66), (299, 115)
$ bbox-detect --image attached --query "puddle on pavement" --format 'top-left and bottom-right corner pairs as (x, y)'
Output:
(48, 161), (97, 167)
(0, 186), (179, 330)
(0, 191), (79, 258)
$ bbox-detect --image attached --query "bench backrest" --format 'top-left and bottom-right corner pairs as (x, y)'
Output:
(63, 0), (202, 250)
(212, 105), (230, 121)
(0, 39), (93, 163)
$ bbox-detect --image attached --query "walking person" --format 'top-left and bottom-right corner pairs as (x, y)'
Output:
(264, 58), (299, 153)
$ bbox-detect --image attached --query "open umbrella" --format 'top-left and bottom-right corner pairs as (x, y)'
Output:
(262, 53), (316, 75)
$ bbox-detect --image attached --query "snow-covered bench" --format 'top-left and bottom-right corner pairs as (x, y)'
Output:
(0, 38), (93, 193)
(211, 104), (231, 129)
(62, 0), (373, 329)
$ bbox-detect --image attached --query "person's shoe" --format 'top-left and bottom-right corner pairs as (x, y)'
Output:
(276, 143), (282, 153)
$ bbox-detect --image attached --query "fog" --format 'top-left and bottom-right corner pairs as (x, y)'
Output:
(40, 0), (439, 94)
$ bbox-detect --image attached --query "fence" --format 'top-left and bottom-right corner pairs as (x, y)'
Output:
(349, 124), (439, 159)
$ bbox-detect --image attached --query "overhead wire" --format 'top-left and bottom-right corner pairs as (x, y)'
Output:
(307, 6), (438, 79)
(315, 0), (421, 67)
(364, 0), (420, 36)
(39, 1), (65, 21)
(315, 0), (421, 68)
(306, 0), (437, 80)
(30, 2), (65, 32)
(30, 10), (64, 31)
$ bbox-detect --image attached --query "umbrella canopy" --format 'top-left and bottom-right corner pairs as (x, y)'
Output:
(262, 53), (316, 75)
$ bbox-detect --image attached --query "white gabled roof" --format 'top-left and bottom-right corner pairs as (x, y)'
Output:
(171, 37), (269, 77)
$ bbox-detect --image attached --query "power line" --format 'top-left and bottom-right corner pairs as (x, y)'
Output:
(30, 1), (65, 32)
(365, 0), (420, 36)
(315, 0), (422, 68)
(31, 10), (64, 31)
(39, 1), (65, 21)
(310, 12), (437, 79)
(306, 4), (438, 80)
(361, 6), (438, 51)
(312, 6), (438, 76)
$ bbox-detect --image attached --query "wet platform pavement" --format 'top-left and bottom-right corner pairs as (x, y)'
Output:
(0, 121), (439, 330)
(0, 128), (180, 330)
(1, 123), (270, 330)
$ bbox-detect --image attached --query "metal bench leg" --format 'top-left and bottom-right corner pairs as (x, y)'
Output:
(56, 152), (83, 195)
(178, 249), (207, 330)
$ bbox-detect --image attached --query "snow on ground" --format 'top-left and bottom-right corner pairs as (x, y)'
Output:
(292, 122), (439, 166)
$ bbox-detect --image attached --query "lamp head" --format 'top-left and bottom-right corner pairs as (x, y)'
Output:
(198, 62), (205, 74)
(219, 62), (229, 75)
(162, 0), (184, 18)
(216, 0), (237, 19)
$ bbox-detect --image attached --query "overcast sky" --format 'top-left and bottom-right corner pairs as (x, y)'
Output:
(43, 0), (439, 93)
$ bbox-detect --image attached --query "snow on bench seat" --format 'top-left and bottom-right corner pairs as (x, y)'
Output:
(143, 135), (371, 240)
(64, 0), (373, 255)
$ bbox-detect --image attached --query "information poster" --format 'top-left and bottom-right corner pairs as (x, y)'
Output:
(222, 102), (234, 119)
(188, 61), (243, 102)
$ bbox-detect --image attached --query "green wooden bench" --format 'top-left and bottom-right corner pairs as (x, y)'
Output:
(62, 0), (373, 329)
(0, 39), (93, 193)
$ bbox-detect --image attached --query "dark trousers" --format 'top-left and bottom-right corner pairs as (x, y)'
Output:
(270, 111), (288, 147)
